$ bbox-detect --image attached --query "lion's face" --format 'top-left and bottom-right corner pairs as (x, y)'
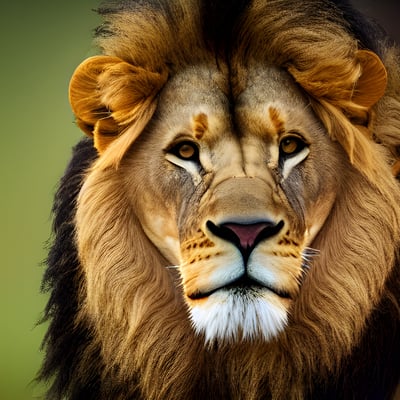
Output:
(119, 64), (345, 342)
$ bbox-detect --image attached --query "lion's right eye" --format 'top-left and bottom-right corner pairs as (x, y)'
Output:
(169, 141), (199, 162)
(279, 136), (307, 157)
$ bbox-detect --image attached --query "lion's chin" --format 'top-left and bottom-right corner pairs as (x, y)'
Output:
(188, 288), (290, 343)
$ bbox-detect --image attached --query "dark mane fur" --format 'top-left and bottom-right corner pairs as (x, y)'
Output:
(310, 265), (400, 398)
(39, 1), (400, 398)
(332, 0), (394, 53)
(39, 139), (103, 398)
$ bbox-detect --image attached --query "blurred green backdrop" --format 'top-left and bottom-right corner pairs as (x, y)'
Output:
(0, 2), (100, 399)
(0, 1), (398, 400)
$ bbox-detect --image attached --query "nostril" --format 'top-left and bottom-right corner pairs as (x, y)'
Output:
(206, 220), (284, 258)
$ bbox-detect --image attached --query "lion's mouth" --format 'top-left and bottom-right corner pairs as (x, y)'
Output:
(188, 275), (292, 300)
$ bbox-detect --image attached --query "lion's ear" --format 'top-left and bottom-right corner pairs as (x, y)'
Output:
(69, 56), (168, 153)
(352, 50), (387, 109)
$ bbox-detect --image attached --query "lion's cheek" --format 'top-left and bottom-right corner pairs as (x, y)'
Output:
(248, 251), (304, 295)
(140, 214), (181, 265)
(303, 190), (337, 246)
(180, 252), (243, 299)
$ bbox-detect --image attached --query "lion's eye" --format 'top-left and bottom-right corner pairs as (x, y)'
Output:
(169, 141), (199, 161)
(279, 136), (306, 157)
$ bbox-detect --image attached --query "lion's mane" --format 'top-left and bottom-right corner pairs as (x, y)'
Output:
(40, 1), (400, 399)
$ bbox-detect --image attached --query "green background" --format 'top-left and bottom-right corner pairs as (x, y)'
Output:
(0, 2), (100, 399)
(0, 1), (398, 400)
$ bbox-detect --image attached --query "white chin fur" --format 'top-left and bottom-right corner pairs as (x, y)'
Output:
(189, 289), (288, 343)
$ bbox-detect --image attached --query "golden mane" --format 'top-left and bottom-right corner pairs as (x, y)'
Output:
(40, 1), (400, 399)
(74, 153), (400, 399)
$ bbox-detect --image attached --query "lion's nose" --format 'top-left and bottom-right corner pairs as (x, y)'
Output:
(206, 220), (284, 260)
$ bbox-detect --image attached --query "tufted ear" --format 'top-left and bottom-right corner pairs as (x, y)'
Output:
(288, 49), (388, 180)
(69, 56), (168, 153)
(351, 50), (387, 109)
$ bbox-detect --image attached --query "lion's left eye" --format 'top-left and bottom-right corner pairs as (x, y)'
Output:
(279, 136), (307, 157)
(169, 141), (199, 162)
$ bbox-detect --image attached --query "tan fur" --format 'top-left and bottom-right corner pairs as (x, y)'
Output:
(68, 1), (400, 398)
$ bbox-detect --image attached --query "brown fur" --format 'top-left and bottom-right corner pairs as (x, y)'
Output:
(42, 1), (400, 399)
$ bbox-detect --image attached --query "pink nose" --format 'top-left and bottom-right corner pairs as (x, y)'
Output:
(222, 222), (273, 250)
(206, 220), (284, 260)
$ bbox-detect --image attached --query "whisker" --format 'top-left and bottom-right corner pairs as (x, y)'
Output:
(301, 247), (320, 269)
(166, 265), (180, 270)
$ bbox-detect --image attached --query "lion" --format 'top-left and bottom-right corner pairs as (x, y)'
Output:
(40, 0), (400, 399)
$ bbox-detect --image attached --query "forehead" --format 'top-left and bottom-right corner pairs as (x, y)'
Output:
(235, 65), (313, 138)
(159, 66), (229, 117)
(157, 64), (313, 140)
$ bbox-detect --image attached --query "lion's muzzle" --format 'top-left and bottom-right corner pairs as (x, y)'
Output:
(178, 176), (301, 341)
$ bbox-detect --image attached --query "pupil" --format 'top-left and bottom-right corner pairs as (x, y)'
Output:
(180, 144), (194, 158)
(283, 139), (296, 153)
